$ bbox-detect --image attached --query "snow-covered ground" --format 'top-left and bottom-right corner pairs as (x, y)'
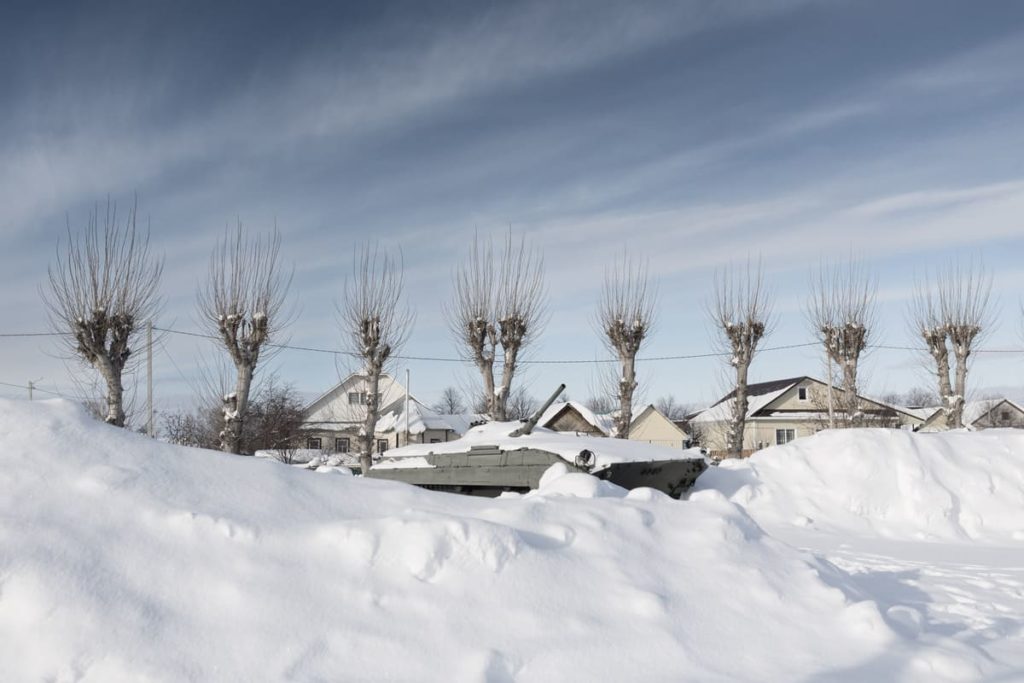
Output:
(694, 429), (1024, 680)
(1, 400), (1021, 681)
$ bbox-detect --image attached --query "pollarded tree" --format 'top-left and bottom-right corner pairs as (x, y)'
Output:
(339, 244), (412, 474)
(446, 231), (546, 421)
(198, 223), (292, 454)
(708, 259), (773, 457)
(911, 260), (993, 429)
(597, 253), (656, 438)
(807, 258), (877, 426)
(43, 198), (163, 427)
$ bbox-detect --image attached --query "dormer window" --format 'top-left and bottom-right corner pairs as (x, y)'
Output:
(798, 387), (807, 401)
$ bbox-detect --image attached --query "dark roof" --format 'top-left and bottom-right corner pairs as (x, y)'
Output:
(710, 376), (808, 408)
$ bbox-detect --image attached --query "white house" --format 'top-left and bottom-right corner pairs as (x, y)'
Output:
(300, 373), (482, 453)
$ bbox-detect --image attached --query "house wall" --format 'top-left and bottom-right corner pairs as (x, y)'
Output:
(304, 374), (409, 427)
(971, 402), (1024, 429)
(629, 409), (688, 448)
(699, 418), (821, 455)
(548, 409), (604, 435)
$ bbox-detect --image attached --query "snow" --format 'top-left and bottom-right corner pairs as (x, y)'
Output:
(374, 397), (485, 436)
(381, 420), (703, 471)
(693, 428), (1024, 544)
(1, 399), (1021, 681)
(694, 428), (1024, 678)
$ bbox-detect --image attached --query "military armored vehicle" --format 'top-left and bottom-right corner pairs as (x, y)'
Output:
(368, 384), (707, 498)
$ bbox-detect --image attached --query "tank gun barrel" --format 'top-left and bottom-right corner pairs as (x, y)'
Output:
(510, 383), (565, 437)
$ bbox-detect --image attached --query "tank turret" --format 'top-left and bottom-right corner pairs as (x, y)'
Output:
(510, 383), (566, 437)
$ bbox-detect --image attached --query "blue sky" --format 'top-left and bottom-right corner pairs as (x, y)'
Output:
(2, 0), (1024, 414)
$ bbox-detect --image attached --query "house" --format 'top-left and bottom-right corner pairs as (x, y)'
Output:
(690, 376), (926, 457)
(300, 372), (482, 454)
(538, 400), (613, 436)
(919, 398), (1024, 432)
(538, 400), (690, 449)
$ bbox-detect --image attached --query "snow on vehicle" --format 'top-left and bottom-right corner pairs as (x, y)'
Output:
(368, 384), (708, 497)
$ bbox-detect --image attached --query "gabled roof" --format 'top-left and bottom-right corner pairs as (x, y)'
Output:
(691, 378), (804, 424)
(631, 404), (689, 437)
(302, 372), (411, 425)
(692, 376), (924, 424)
(538, 400), (614, 435)
(963, 398), (1024, 426)
(375, 397), (486, 436)
(709, 377), (809, 408)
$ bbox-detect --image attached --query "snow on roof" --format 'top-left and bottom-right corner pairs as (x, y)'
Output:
(539, 400), (614, 435)
(380, 420), (703, 471)
(962, 398), (1024, 426)
(375, 398), (486, 436)
(900, 406), (941, 421)
(690, 381), (798, 424)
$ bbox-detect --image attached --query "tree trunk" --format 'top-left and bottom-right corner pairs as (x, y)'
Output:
(729, 361), (750, 456)
(475, 356), (497, 420)
(221, 363), (254, 454)
(841, 358), (858, 425)
(930, 344), (954, 428)
(950, 351), (969, 429)
(496, 348), (521, 422)
(97, 357), (126, 427)
(358, 367), (383, 475)
(615, 354), (637, 438)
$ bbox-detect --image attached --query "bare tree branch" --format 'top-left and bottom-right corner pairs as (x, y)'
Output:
(911, 258), (993, 428)
(197, 221), (292, 453)
(432, 386), (466, 415)
(597, 252), (656, 438)
(707, 258), (773, 457)
(339, 243), (412, 474)
(807, 256), (877, 427)
(42, 197), (163, 427)
(446, 230), (546, 421)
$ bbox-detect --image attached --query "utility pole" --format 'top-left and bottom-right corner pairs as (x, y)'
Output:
(827, 353), (835, 429)
(147, 320), (154, 438)
(28, 380), (34, 401)
(404, 368), (410, 447)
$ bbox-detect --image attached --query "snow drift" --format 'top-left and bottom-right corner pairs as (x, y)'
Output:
(694, 428), (1024, 544)
(0, 400), (994, 681)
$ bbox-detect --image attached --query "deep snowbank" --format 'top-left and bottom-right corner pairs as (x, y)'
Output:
(693, 428), (1024, 544)
(0, 401), (992, 681)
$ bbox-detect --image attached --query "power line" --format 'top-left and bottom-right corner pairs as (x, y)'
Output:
(0, 380), (67, 397)
(3, 326), (1024, 365)
(0, 331), (67, 338)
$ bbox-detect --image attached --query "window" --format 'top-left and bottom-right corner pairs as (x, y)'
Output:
(430, 438), (441, 444)
(376, 439), (389, 454)
(335, 437), (350, 453)
(348, 391), (366, 405)
(307, 437), (322, 450)
(798, 387), (807, 401)
(1001, 410), (1011, 422)
(775, 429), (796, 445)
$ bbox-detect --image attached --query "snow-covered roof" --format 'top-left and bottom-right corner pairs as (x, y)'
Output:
(899, 406), (941, 422)
(539, 400), (615, 435)
(962, 398), (1024, 426)
(690, 381), (798, 424)
(379, 421), (703, 471)
(375, 397), (486, 436)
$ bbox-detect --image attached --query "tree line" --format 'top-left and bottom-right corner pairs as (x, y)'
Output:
(42, 198), (1002, 462)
